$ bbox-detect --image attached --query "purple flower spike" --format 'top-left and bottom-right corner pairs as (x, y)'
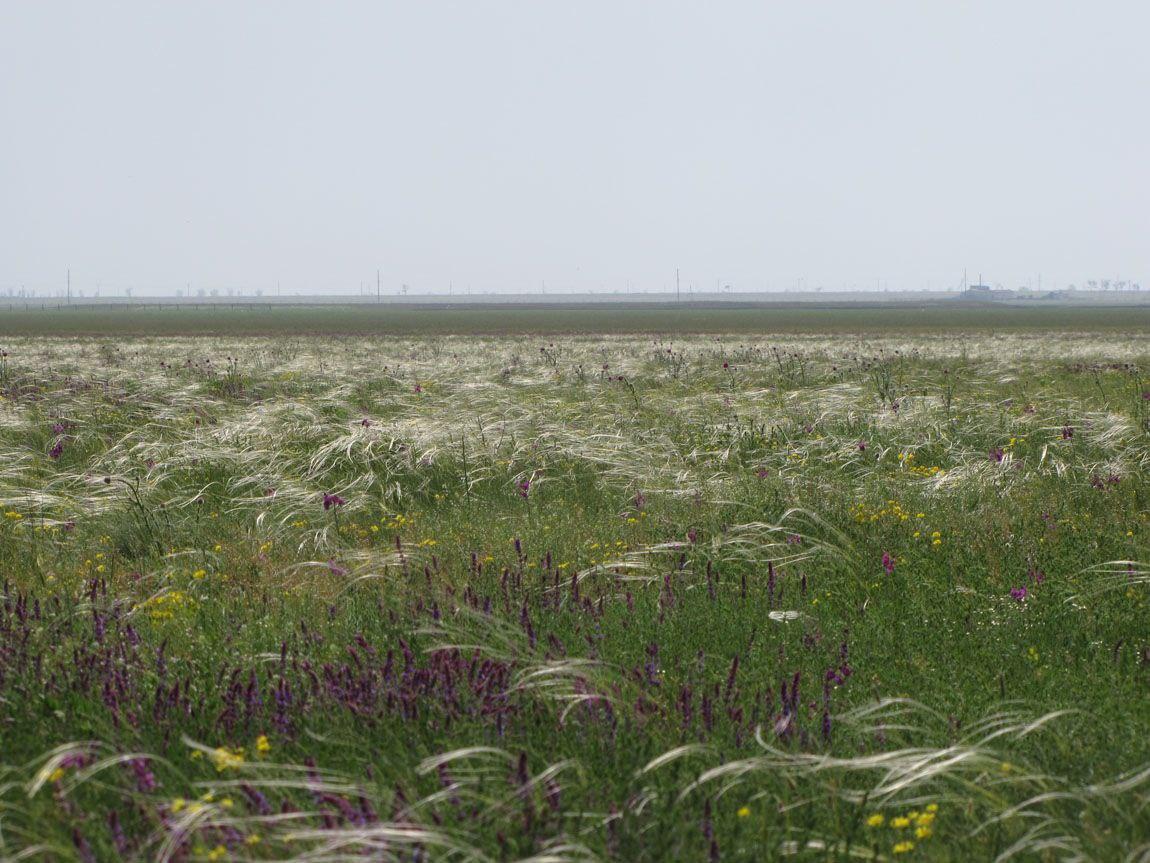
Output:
(322, 493), (346, 510)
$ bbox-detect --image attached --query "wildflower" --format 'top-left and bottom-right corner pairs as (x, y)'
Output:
(255, 734), (271, 754)
(882, 551), (895, 575)
(322, 492), (346, 510)
(1010, 586), (1028, 602)
(517, 479), (531, 499)
(207, 846), (228, 861)
(866, 813), (885, 827)
(893, 841), (915, 854)
(736, 806), (750, 818)
(915, 825), (932, 839)
(49, 440), (64, 459)
(413, 383), (422, 393)
(858, 440), (867, 451)
(990, 447), (1005, 463)
(211, 747), (245, 772)
(890, 816), (911, 829)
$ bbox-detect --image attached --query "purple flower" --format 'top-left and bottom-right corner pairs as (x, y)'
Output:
(322, 493), (346, 510)
(1010, 586), (1028, 602)
(857, 440), (867, 452)
(49, 440), (64, 460)
(882, 551), (895, 575)
(1061, 426), (1074, 440)
(51, 422), (66, 435)
(517, 479), (531, 499)
(990, 447), (1005, 463)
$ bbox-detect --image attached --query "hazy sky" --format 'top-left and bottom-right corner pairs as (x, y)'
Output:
(2, 2), (1147, 295)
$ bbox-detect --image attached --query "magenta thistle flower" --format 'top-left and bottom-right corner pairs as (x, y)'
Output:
(322, 492), (346, 510)
(1010, 586), (1028, 602)
(517, 479), (531, 499)
(882, 551), (895, 574)
(49, 440), (64, 460)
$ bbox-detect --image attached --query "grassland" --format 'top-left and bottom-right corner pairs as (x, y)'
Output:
(0, 325), (1147, 861)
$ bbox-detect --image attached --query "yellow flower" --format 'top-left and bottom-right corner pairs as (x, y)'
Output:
(207, 845), (228, 861)
(171, 797), (186, 813)
(48, 767), (66, 783)
(916, 812), (936, 826)
(866, 813), (885, 827)
(4, 511), (23, 520)
(737, 806), (751, 818)
(245, 834), (261, 846)
(925, 803), (938, 813)
(915, 825), (932, 839)
(890, 816), (911, 829)
(256, 734), (271, 754)
(893, 841), (915, 854)
(211, 747), (245, 772)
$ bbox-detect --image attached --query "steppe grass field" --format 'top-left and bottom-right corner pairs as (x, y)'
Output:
(0, 312), (1148, 861)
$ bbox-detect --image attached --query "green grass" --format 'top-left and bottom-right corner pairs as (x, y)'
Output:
(1, 301), (1149, 336)
(0, 330), (1146, 860)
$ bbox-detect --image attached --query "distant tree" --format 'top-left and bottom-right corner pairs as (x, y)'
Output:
(254, 288), (263, 297)
(209, 288), (219, 298)
(196, 288), (207, 298)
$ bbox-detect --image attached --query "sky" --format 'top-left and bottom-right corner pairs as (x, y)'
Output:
(1, 1), (1147, 296)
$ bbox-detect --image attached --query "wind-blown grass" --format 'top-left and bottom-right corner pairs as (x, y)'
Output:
(0, 329), (1146, 860)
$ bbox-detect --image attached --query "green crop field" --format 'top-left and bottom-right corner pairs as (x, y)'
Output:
(2, 302), (1149, 336)
(0, 324), (1147, 860)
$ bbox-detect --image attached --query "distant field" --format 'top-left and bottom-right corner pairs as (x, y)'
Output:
(2, 302), (1150, 335)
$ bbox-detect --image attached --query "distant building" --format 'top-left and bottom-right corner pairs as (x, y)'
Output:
(961, 284), (1016, 301)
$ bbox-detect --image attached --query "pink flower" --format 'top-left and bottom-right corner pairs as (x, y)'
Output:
(322, 493), (346, 510)
(1010, 586), (1028, 602)
(882, 552), (895, 574)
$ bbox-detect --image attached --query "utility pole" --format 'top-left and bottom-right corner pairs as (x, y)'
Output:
(67, 268), (71, 304)
(376, 269), (381, 303)
(676, 268), (680, 304)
